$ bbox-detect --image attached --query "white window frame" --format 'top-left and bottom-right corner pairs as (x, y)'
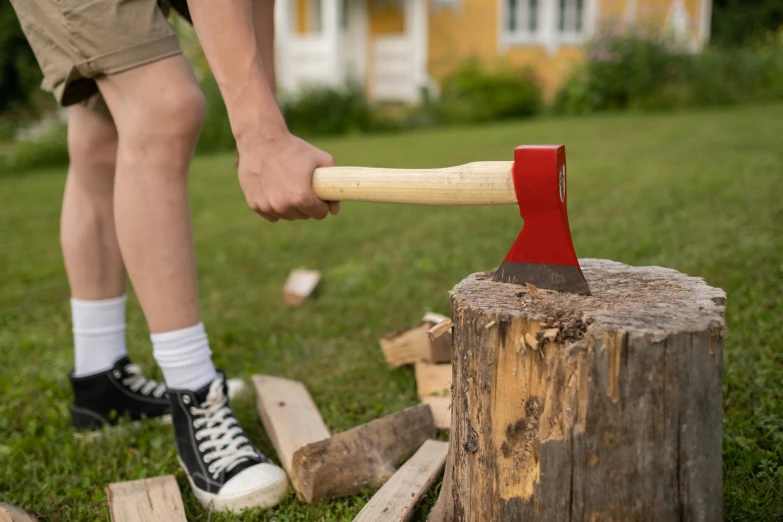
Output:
(502, 0), (543, 45)
(500, 0), (596, 53)
(556, 0), (587, 45)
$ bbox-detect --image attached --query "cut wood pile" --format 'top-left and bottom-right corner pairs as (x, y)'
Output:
(379, 312), (454, 430)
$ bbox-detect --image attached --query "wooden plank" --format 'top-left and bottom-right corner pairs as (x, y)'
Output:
(421, 396), (451, 430)
(253, 375), (331, 474)
(283, 268), (321, 306)
(379, 314), (452, 368)
(105, 476), (186, 522)
(353, 439), (449, 522)
(379, 323), (432, 368)
(414, 362), (451, 398)
(0, 504), (37, 522)
(291, 404), (436, 503)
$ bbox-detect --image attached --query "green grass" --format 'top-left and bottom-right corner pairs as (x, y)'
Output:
(1, 104), (782, 520)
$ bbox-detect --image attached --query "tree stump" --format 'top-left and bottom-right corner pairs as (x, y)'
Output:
(431, 259), (727, 522)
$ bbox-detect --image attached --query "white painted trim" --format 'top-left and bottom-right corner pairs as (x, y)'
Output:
(540, 0), (558, 55)
(698, 0), (712, 49)
(322, 0), (343, 85)
(406, 0), (430, 101)
(586, 0), (600, 37)
(499, 0), (595, 53)
(274, 0), (292, 92)
(625, 0), (637, 24)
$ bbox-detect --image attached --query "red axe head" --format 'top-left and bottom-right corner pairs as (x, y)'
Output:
(493, 145), (591, 295)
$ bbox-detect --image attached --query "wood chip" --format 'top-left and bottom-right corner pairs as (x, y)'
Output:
(283, 268), (321, 306)
(524, 333), (539, 350)
(427, 319), (454, 341)
(421, 396), (451, 430)
(0, 502), (39, 522)
(414, 362), (451, 398)
(525, 282), (540, 295)
(542, 328), (559, 340)
(379, 319), (451, 368)
(422, 312), (450, 324)
(484, 320), (496, 329)
(352, 440), (449, 522)
(106, 476), (186, 522)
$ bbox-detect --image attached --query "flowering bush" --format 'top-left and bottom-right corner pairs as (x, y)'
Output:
(554, 25), (783, 113)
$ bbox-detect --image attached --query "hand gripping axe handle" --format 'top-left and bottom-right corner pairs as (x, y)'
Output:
(313, 145), (590, 295)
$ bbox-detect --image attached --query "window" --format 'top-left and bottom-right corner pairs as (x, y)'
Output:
(505, 0), (540, 40)
(502, 0), (590, 48)
(557, 0), (585, 39)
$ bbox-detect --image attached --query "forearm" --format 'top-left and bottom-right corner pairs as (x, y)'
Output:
(187, 0), (286, 142)
(253, 0), (277, 93)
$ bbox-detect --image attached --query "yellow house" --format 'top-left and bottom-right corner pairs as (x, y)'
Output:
(274, 0), (713, 102)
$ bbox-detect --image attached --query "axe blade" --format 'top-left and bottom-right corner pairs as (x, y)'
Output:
(493, 145), (591, 295)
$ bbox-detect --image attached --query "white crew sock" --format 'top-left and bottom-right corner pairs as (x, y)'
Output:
(71, 295), (128, 377)
(151, 322), (217, 391)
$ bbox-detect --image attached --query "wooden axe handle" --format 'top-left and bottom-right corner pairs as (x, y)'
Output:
(312, 161), (517, 206)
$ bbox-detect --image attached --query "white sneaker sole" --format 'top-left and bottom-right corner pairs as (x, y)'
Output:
(178, 457), (290, 512)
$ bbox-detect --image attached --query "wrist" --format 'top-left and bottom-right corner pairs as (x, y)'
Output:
(233, 115), (289, 149)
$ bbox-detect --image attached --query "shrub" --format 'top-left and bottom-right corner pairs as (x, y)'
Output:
(433, 60), (543, 123)
(0, 122), (68, 175)
(281, 82), (396, 137)
(196, 72), (235, 155)
(554, 28), (783, 114)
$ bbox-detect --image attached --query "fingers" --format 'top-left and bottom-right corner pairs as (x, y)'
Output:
(328, 201), (340, 215)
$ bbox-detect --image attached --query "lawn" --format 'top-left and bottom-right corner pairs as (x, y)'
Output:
(1, 104), (782, 521)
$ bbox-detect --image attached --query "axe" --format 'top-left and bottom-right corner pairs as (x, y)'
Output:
(313, 145), (590, 295)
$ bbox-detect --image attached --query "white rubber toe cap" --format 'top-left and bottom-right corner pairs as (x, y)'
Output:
(220, 462), (288, 497)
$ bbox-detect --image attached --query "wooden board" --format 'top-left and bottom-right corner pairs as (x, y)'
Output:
(105, 476), (186, 522)
(253, 375), (331, 474)
(283, 268), (321, 306)
(421, 396), (451, 430)
(291, 404), (436, 503)
(380, 316), (451, 368)
(0, 503), (38, 522)
(414, 362), (451, 398)
(353, 439), (449, 522)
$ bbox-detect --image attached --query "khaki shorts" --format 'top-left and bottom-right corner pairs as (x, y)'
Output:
(9, 0), (183, 118)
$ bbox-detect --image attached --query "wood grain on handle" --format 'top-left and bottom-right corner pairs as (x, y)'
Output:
(312, 161), (516, 205)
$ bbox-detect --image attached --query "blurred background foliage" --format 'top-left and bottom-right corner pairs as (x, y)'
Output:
(0, 0), (781, 174)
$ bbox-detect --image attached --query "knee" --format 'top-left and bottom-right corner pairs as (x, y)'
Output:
(67, 116), (119, 176)
(124, 85), (206, 156)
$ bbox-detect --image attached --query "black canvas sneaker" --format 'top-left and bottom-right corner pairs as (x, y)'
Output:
(168, 372), (288, 512)
(69, 356), (170, 430)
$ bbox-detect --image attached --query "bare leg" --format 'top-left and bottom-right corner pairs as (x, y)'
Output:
(94, 56), (288, 512)
(61, 106), (125, 300)
(96, 55), (206, 334)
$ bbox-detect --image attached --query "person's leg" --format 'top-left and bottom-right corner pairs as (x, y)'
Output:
(95, 55), (217, 391)
(95, 55), (287, 510)
(61, 105), (129, 376)
(63, 102), (171, 429)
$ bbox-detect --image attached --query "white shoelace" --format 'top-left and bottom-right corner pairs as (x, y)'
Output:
(121, 364), (167, 398)
(191, 379), (259, 479)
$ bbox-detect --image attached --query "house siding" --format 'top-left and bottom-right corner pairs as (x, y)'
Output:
(427, 0), (707, 99)
(283, 0), (710, 101)
(428, 0), (586, 98)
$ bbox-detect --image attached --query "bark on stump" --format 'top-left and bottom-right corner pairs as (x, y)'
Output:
(431, 258), (727, 522)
